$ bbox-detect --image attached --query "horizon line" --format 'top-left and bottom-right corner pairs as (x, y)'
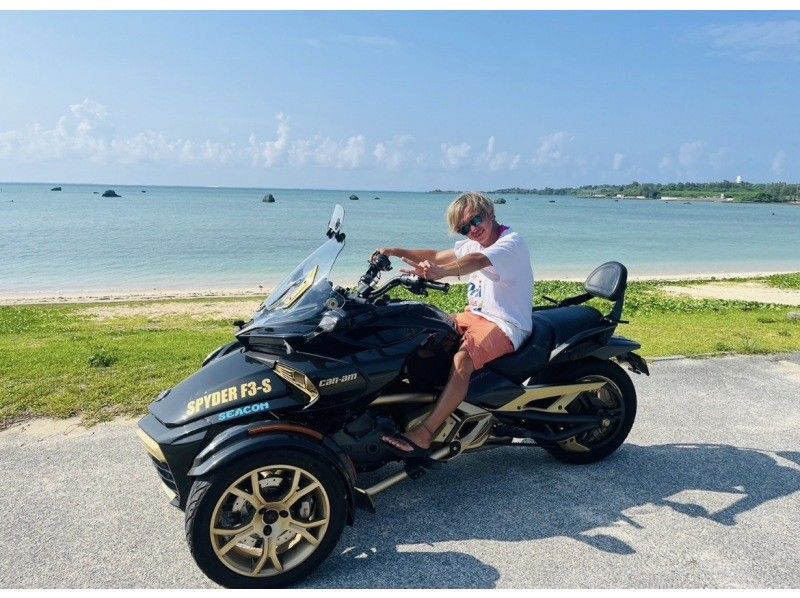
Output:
(2, 179), (798, 194)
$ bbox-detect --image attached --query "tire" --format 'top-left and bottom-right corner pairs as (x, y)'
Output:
(541, 358), (637, 464)
(185, 449), (348, 588)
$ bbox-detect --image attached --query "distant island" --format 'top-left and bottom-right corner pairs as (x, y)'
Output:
(486, 181), (800, 203)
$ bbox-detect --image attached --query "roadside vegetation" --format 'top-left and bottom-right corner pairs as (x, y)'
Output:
(1, 277), (799, 427)
(762, 272), (800, 290)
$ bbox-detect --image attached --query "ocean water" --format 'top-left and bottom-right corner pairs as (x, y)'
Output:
(1, 182), (799, 295)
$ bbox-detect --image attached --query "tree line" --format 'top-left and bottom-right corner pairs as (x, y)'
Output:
(490, 181), (800, 202)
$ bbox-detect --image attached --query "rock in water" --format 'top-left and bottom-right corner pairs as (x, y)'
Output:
(51, 186), (62, 191)
(493, 198), (506, 204)
(349, 194), (359, 200)
(102, 189), (121, 197)
(262, 193), (275, 203)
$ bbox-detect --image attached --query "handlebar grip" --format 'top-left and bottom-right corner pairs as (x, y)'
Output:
(398, 275), (448, 293)
(426, 281), (450, 293)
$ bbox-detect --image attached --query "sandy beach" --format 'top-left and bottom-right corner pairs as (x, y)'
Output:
(1, 270), (798, 307)
(0, 286), (269, 306)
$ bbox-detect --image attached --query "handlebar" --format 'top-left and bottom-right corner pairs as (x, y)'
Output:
(363, 274), (449, 302)
(399, 275), (450, 294)
(356, 251), (393, 297)
(355, 253), (449, 300)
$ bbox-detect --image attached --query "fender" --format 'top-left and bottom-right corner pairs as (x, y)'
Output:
(188, 421), (359, 524)
(549, 324), (616, 363)
(588, 336), (650, 375)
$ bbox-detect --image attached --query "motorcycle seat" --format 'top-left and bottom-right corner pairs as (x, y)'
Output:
(486, 305), (604, 383)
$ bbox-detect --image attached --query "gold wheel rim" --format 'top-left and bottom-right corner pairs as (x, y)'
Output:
(559, 375), (623, 453)
(210, 464), (330, 578)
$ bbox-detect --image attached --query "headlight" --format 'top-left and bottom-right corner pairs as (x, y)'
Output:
(136, 428), (167, 463)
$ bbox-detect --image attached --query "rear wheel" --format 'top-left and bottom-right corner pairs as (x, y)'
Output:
(185, 450), (347, 588)
(542, 359), (637, 464)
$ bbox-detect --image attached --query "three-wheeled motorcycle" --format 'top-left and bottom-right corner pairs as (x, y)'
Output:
(137, 205), (649, 587)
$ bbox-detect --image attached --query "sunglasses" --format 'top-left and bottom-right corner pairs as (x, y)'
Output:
(458, 214), (484, 236)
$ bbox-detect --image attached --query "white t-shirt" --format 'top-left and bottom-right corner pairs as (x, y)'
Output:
(454, 227), (534, 350)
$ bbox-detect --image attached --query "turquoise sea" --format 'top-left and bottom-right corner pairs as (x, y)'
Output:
(1, 182), (799, 295)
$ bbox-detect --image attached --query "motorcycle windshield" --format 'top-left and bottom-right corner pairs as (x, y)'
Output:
(250, 206), (345, 328)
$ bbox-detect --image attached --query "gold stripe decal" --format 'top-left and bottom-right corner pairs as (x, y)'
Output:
(274, 364), (320, 407)
(494, 381), (606, 413)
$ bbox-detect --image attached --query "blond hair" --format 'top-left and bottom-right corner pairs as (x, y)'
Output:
(446, 192), (495, 234)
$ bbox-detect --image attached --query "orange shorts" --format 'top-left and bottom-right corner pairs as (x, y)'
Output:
(453, 310), (514, 370)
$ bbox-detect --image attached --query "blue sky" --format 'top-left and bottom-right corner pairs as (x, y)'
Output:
(0, 11), (798, 190)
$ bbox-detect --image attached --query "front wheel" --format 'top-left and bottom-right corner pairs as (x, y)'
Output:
(185, 450), (347, 588)
(542, 359), (637, 464)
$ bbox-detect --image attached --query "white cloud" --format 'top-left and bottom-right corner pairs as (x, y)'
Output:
(0, 99), (244, 168)
(288, 134), (366, 170)
(2, 104), (373, 172)
(612, 153), (625, 171)
(248, 113), (290, 167)
(338, 135), (366, 169)
(110, 130), (167, 164)
(532, 131), (572, 166)
(702, 20), (800, 62)
(302, 38), (324, 48)
(440, 142), (471, 170)
(771, 151), (787, 177)
(0, 99), (114, 163)
(475, 136), (520, 172)
(374, 135), (417, 171)
(109, 133), (237, 166)
(660, 141), (734, 177)
(69, 98), (108, 126)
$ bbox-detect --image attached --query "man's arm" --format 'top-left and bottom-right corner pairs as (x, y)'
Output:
(379, 247), (455, 265)
(401, 252), (491, 280)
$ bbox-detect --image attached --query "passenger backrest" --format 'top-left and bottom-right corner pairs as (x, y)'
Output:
(584, 261), (627, 301)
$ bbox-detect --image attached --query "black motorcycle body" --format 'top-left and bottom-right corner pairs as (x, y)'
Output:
(138, 205), (648, 588)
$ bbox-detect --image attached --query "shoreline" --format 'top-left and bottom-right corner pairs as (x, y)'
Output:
(1, 269), (797, 306)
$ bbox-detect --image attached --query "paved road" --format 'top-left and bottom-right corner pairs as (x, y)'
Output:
(1, 353), (799, 588)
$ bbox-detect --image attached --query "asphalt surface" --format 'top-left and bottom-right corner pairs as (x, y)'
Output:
(1, 353), (799, 588)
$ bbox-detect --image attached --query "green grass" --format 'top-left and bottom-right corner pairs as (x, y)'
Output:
(762, 272), (800, 290)
(2, 276), (799, 427)
(0, 304), (234, 427)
